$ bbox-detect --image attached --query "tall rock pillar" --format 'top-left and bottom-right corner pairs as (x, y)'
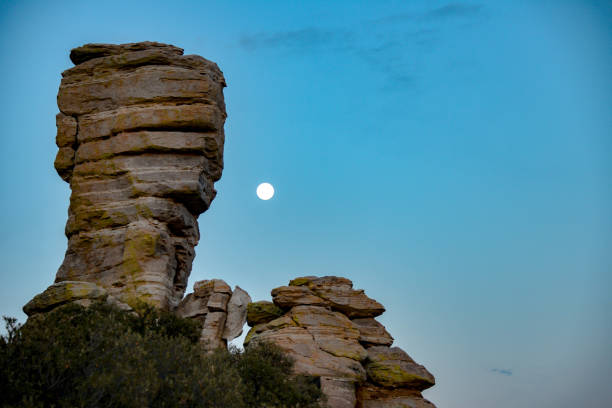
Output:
(49, 42), (226, 310)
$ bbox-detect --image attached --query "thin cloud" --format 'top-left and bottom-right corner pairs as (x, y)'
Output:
(424, 3), (484, 20)
(237, 3), (485, 88)
(239, 28), (348, 51)
(491, 368), (513, 376)
(371, 3), (484, 24)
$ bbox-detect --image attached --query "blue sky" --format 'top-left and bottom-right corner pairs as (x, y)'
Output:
(1, 1), (611, 407)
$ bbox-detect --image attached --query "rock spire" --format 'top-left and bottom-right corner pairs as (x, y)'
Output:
(49, 41), (226, 310)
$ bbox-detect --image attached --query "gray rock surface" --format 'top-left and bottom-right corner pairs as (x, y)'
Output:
(223, 286), (252, 341)
(177, 279), (250, 350)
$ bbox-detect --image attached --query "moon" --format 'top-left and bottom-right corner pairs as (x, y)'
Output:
(256, 182), (275, 200)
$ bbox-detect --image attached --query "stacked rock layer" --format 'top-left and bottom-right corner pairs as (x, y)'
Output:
(245, 276), (436, 408)
(51, 42), (227, 310)
(176, 279), (251, 350)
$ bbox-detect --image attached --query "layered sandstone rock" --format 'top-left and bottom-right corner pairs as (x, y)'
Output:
(176, 279), (251, 350)
(245, 276), (436, 408)
(39, 42), (227, 311)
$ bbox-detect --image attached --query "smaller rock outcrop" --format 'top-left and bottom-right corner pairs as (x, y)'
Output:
(23, 281), (132, 316)
(245, 276), (435, 408)
(176, 279), (251, 350)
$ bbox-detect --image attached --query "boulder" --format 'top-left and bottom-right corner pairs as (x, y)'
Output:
(244, 315), (298, 345)
(194, 279), (232, 297)
(68, 41), (184, 65)
(351, 318), (394, 347)
(290, 276), (385, 318)
(246, 300), (284, 326)
(222, 286), (251, 341)
(271, 286), (328, 309)
(365, 347), (435, 391)
(23, 281), (107, 316)
(176, 280), (251, 349)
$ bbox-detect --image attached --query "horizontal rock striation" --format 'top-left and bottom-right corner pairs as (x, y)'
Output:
(245, 276), (436, 408)
(49, 42), (227, 310)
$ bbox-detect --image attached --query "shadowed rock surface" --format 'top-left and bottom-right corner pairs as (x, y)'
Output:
(48, 42), (227, 310)
(176, 278), (251, 350)
(246, 276), (436, 408)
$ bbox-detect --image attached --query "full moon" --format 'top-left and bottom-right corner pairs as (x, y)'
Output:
(256, 182), (275, 200)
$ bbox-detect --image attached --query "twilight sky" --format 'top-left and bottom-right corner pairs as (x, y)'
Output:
(1, 1), (611, 407)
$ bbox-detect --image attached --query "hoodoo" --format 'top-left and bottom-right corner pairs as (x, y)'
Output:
(26, 42), (227, 313)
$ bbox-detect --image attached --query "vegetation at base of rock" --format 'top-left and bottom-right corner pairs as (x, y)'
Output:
(0, 302), (323, 408)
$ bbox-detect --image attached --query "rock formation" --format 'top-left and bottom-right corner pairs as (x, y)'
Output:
(36, 41), (227, 311)
(245, 276), (436, 408)
(176, 279), (251, 350)
(22, 42), (437, 407)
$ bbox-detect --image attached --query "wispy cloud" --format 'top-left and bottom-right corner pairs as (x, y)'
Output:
(239, 28), (349, 51)
(424, 3), (484, 20)
(491, 368), (513, 376)
(370, 3), (483, 24)
(238, 3), (485, 87)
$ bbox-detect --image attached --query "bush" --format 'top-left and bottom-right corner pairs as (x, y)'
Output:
(0, 303), (322, 408)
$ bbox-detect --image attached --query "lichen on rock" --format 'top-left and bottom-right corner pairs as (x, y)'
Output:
(46, 41), (227, 310)
(246, 276), (436, 408)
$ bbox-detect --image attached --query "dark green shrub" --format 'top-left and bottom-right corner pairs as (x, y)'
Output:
(236, 342), (323, 408)
(0, 302), (322, 408)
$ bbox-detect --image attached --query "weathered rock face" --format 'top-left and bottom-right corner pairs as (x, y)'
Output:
(50, 42), (227, 310)
(176, 279), (251, 350)
(245, 276), (436, 408)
